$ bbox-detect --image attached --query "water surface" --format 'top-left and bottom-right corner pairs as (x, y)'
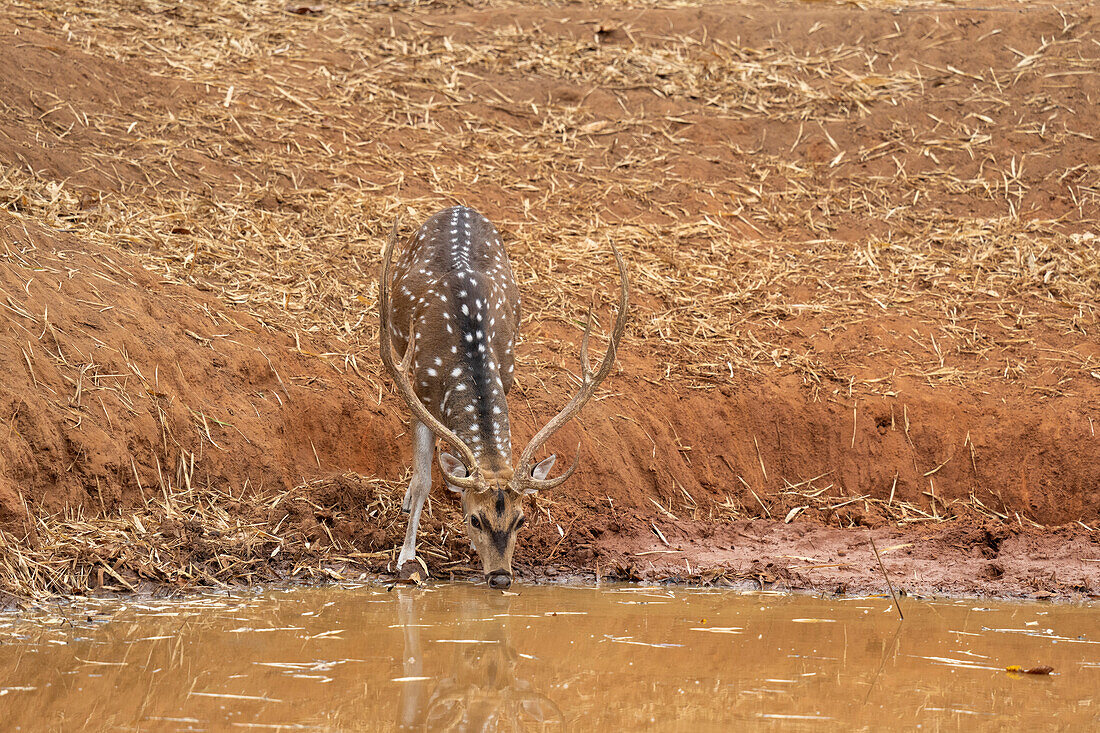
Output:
(1, 584), (1096, 730)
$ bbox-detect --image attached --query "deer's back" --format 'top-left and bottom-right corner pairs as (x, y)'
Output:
(387, 207), (521, 461)
(390, 206), (520, 347)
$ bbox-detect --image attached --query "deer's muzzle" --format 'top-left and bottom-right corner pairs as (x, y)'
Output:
(486, 570), (513, 589)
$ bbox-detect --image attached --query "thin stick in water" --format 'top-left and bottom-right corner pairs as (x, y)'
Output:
(869, 533), (903, 621)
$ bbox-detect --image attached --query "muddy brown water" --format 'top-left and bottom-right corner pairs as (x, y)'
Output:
(0, 584), (1096, 731)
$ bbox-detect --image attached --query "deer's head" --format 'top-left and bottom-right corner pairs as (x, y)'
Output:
(438, 455), (560, 588)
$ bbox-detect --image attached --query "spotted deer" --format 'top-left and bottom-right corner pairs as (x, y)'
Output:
(379, 206), (628, 589)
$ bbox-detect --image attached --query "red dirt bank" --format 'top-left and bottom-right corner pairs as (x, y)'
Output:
(0, 2), (1097, 602)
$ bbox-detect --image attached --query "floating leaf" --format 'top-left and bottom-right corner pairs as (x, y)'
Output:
(1006, 664), (1054, 675)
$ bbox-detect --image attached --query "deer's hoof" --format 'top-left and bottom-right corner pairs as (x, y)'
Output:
(397, 561), (426, 584)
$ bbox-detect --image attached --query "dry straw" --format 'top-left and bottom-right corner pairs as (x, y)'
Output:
(3, 0), (1095, 393)
(0, 0), (1097, 598)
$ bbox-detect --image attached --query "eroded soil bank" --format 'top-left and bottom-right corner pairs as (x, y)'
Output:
(0, 1), (1097, 603)
(534, 517), (1100, 600)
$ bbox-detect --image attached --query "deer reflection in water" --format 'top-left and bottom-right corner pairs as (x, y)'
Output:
(396, 590), (566, 732)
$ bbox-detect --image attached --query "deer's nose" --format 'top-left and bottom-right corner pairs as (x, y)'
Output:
(487, 571), (512, 589)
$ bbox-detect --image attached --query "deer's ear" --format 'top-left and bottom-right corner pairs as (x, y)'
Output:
(439, 452), (468, 492)
(530, 454), (557, 482)
(522, 455), (557, 494)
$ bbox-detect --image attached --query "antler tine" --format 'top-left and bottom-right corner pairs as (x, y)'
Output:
(579, 304), (594, 380)
(379, 217), (480, 489)
(398, 324), (416, 374)
(516, 240), (629, 489)
(516, 444), (582, 494)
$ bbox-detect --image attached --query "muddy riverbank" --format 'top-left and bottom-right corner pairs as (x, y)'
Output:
(0, 1), (1097, 603)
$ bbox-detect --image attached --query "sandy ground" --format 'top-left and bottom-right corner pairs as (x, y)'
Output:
(0, 0), (1098, 602)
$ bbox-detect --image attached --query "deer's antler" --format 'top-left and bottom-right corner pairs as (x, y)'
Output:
(514, 239), (629, 491)
(379, 219), (480, 489)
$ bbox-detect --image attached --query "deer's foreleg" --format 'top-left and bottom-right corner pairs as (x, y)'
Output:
(397, 419), (434, 570)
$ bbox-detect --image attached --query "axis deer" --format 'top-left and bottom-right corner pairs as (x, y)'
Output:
(379, 206), (628, 589)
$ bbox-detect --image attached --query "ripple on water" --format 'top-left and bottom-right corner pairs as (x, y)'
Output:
(0, 585), (1097, 731)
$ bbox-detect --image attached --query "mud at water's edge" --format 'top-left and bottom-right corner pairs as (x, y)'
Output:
(531, 519), (1100, 603)
(3, 518), (1095, 610)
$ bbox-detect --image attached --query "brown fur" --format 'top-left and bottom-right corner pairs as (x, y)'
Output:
(380, 206), (627, 586)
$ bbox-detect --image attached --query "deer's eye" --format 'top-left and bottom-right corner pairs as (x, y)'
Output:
(514, 515), (526, 530)
(470, 515), (483, 531)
